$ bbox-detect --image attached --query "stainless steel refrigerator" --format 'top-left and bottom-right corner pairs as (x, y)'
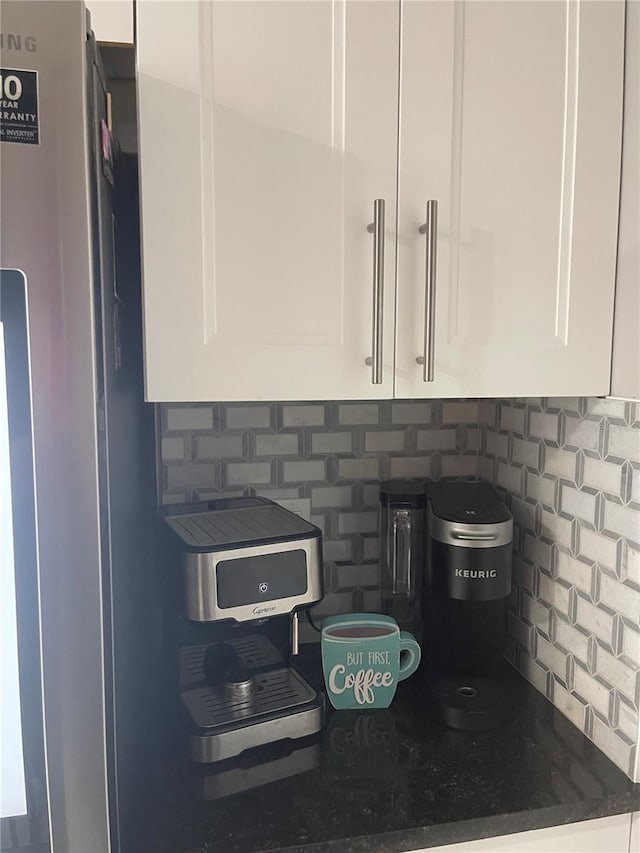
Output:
(1, 3), (156, 851)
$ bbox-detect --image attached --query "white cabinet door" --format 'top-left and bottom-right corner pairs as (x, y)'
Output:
(410, 813), (633, 853)
(138, 0), (398, 402)
(611, 0), (640, 400)
(86, 1), (133, 44)
(396, 0), (624, 399)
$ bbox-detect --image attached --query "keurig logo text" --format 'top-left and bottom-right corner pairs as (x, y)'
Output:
(454, 569), (497, 579)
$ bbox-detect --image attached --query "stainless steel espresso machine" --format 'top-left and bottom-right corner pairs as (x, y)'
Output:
(164, 497), (325, 763)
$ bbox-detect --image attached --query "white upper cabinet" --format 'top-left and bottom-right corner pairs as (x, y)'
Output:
(137, 0), (399, 402)
(137, 0), (624, 402)
(86, 1), (134, 44)
(396, 0), (624, 398)
(611, 0), (640, 401)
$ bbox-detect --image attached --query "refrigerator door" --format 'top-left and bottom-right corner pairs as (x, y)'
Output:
(0, 3), (110, 851)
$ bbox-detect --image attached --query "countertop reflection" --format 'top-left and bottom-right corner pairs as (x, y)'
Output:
(133, 649), (639, 853)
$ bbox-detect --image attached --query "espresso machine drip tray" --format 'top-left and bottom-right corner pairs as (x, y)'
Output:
(183, 668), (316, 729)
(180, 638), (324, 763)
(183, 670), (324, 762)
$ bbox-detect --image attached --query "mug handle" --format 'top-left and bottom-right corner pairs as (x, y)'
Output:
(398, 632), (421, 681)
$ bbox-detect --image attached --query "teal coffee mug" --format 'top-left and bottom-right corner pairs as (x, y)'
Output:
(321, 614), (421, 709)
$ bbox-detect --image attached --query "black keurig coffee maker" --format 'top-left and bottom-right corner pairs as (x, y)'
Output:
(425, 481), (514, 730)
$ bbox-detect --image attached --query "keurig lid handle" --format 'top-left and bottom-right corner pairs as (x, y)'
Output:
(450, 532), (497, 541)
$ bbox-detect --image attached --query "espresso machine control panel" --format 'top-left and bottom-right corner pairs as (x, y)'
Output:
(164, 497), (323, 622)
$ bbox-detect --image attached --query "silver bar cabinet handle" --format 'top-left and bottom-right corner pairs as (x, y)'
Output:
(417, 200), (438, 381)
(366, 199), (385, 384)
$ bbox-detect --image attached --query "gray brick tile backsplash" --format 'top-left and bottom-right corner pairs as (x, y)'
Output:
(572, 665), (611, 720)
(362, 483), (381, 507)
(590, 713), (635, 775)
(310, 431), (352, 454)
(513, 437), (541, 469)
(595, 645), (638, 705)
(364, 430), (405, 452)
(391, 455), (433, 478)
(555, 552), (592, 596)
(575, 594), (614, 647)
(582, 456), (624, 496)
(311, 486), (353, 509)
(554, 619), (589, 664)
(338, 403), (379, 425)
(442, 401), (479, 424)
(416, 428), (457, 451)
(497, 461), (522, 495)
(621, 540), (640, 583)
(522, 593), (551, 635)
(519, 651), (550, 695)
(614, 695), (638, 742)
(463, 427), (483, 452)
(442, 454), (480, 478)
(525, 472), (555, 508)
(622, 626), (640, 669)
(166, 462), (218, 490)
(283, 459), (326, 483)
(225, 461), (273, 486)
(165, 405), (214, 432)
(587, 398), (628, 419)
(629, 466), (640, 506)
(597, 571), (640, 624)
(196, 434), (244, 460)
(338, 512), (379, 535)
(255, 486), (301, 501)
(273, 497), (312, 520)
(510, 497), (536, 533)
(548, 398), (583, 416)
(485, 397), (640, 779)
(565, 415), (603, 453)
(524, 533), (553, 573)
(508, 613), (532, 651)
(603, 500), (640, 545)
(551, 679), (586, 730)
(255, 433), (299, 457)
(159, 395), (640, 779)
(162, 436), (186, 461)
(282, 404), (326, 427)
(538, 571), (569, 616)
(337, 458), (380, 480)
(486, 431), (509, 460)
(540, 509), (574, 549)
(225, 405), (273, 430)
(561, 485), (598, 526)
(544, 446), (578, 481)
(535, 633), (566, 680)
(578, 528), (620, 573)
(500, 404), (526, 435)
(478, 401), (497, 427)
(159, 399), (481, 637)
(391, 402), (433, 424)
(529, 410), (561, 443)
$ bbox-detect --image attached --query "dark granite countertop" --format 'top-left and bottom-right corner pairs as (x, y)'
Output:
(136, 650), (639, 853)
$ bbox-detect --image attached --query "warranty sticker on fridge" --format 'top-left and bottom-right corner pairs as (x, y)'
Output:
(0, 68), (39, 145)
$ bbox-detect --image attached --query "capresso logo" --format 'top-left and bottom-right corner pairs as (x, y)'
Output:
(252, 604), (276, 616)
(454, 568), (497, 579)
(0, 34), (38, 53)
